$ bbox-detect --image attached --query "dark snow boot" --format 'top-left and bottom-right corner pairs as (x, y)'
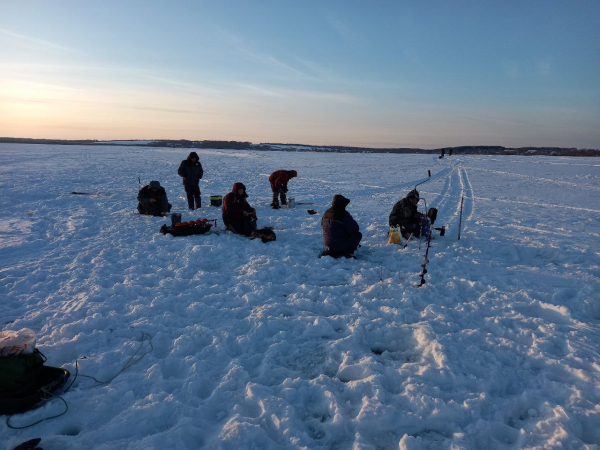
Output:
(13, 438), (42, 450)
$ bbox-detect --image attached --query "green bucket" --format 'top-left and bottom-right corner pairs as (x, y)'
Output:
(210, 195), (222, 207)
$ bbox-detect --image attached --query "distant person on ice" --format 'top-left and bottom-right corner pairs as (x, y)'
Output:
(223, 182), (257, 236)
(321, 194), (362, 258)
(389, 189), (436, 239)
(137, 181), (172, 216)
(178, 151), (204, 210)
(269, 170), (297, 209)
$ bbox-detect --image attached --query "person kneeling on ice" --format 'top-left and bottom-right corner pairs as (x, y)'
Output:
(177, 151), (204, 210)
(321, 194), (362, 258)
(389, 189), (436, 239)
(223, 182), (257, 236)
(269, 169), (297, 209)
(137, 181), (172, 216)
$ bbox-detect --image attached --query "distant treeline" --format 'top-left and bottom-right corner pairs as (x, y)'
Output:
(0, 137), (99, 145)
(1, 137), (598, 157)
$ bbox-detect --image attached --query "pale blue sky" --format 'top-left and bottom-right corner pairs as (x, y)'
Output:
(1, 1), (599, 148)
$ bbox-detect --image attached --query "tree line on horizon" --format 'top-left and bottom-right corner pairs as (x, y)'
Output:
(0, 137), (598, 157)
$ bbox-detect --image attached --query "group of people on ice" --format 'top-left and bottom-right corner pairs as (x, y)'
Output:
(137, 151), (436, 258)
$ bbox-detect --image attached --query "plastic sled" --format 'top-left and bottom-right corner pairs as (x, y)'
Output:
(0, 365), (70, 416)
(160, 222), (212, 237)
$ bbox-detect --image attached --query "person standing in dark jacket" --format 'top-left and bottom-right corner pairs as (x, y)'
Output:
(321, 194), (362, 258)
(222, 182), (257, 236)
(137, 181), (171, 216)
(269, 170), (297, 209)
(178, 151), (204, 210)
(389, 189), (425, 239)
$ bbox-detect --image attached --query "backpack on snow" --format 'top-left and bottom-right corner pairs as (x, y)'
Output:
(251, 227), (276, 243)
(0, 349), (70, 415)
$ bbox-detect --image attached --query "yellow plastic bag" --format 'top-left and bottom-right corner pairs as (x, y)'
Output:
(388, 227), (402, 245)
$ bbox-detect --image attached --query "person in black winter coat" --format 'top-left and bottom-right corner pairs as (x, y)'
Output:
(137, 181), (171, 216)
(178, 151), (204, 210)
(321, 194), (362, 258)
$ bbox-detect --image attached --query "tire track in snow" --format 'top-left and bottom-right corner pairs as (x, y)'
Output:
(461, 167), (475, 223)
(429, 166), (462, 233)
(428, 167), (455, 216)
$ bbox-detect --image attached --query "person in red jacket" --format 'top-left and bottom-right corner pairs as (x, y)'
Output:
(222, 182), (257, 236)
(269, 170), (297, 209)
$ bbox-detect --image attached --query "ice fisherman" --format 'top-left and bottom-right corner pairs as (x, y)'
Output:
(321, 194), (362, 258)
(222, 182), (257, 236)
(177, 151), (204, 210)
(389, 189), (437, 239)
(269, 170), (297, 209)
(137, 181), (172, 216)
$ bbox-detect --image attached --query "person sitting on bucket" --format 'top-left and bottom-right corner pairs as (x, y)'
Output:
(321, 194), (362, 258)
(177, 151), (204, 210)
(389, 189), (436, 239)
(137, 181), (172, 216)
(222, 182), (257, 236)
(269, 170), (297, 209)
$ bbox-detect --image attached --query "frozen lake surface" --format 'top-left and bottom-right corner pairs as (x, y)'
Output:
(1, 144), (599, 449)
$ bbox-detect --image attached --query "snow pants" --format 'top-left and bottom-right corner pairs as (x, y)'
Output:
(184, 184), (201, 210)
(271, 189), (287, 208)
(227, 215), (257, 237)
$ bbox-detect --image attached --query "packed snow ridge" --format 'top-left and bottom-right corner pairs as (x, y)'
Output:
(1, 143), (599, 449)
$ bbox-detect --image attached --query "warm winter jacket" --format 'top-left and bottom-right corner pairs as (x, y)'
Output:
(269, 170), (297, 193)
(137, 185), (169, 216)
(321, 195), (361, 254)
(178, 152), (204, 186)
(223, 183), (256, 232)
(389, 190), (423, 229)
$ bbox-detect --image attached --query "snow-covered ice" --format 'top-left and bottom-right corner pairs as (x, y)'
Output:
(1, 144), (599, 449)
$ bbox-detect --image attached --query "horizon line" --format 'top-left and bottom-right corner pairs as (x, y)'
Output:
(0, 136), (596, 151)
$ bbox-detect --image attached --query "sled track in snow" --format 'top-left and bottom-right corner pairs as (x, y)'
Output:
(428, 167), (455, 217)
(360, 166), (453, 198)
(399, 167), (453, 191)
(459, 167), (475, 223)
(424, 165), (475, 236)
(287, 167), (455, 206)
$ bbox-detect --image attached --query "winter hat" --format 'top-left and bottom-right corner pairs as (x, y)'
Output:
(331, 194), (350, 221)
(289, 170), (298, 177)
(332, 194), (350, 209)
(232, 182), (249, 198)
(149, 181), (161, 189)
(407, 189), (419, 200)
(188, 152), (199, 161)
